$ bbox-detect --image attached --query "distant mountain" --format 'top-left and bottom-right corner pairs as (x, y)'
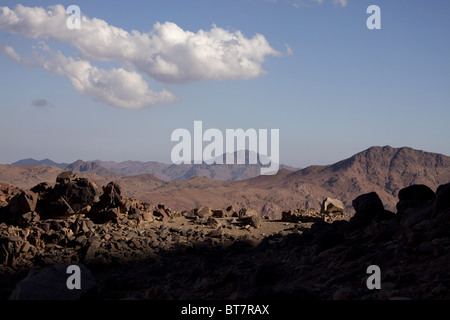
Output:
(6, 146), (449, 217)
(65, 160), (122, 179)
(12, 151), (297, 182)
(113, 145), (450, 216)
(98, 150), (297, 181)
(12, 158), (68, 169)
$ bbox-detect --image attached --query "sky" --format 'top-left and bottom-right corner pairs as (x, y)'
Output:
(0, 0), (449, 168)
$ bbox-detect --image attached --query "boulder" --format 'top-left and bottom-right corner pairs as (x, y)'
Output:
(44, 178), (101, 214)
(239, 215), (262, 228)
(212, 209), (225, 218)
(321, 197), (344, 215)
(207, 217), (220, 228)
(182, 209), (197, 219)
(16, 211), (40, 227)
(396, 184), (436, 216)
(352, 192), (384, 219)
(47, 197), (75, 219)
(238, 208), (258, 219)
(7, 191), (38, 215)
(196, 206), (212, 219)
(99, 182), (123, 207)
(56, 171), (74, 184)
(432, 183), (450, 218)
(30, 182), (52, 198)
(87, 182), (124, 223)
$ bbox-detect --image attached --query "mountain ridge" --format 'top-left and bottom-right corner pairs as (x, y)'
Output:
(3, 145), (450, 217)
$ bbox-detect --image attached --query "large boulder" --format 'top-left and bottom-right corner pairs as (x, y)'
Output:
(350, 192), (394, 228)
(196, 206), (212, 219)
(352, 192), (384, 218)
(56, 171), (74, 184)
(321, 197), (344, 215)
(97, 182), (122, 208)
(87, 182), (124, 224)
(37, 177), (100, 219)
(239, 215), (262, 228)
(238, 208), (258, 219)
(7, 191), (38, 215)
(396, 184), (436, 216)
(0, 191), (39, 226)
(432, 183), (450, 218)
(50, 178), (101, 213)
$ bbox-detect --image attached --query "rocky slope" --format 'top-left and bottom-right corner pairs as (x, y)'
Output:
(0, 172), (449, 300)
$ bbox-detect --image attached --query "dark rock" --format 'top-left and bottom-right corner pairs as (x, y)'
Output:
(238, 208), (258, 219)
(212, 209), (225, 218)
(206, 217), (220, 228)
(40, 178), (100, 217)
(100, 182), (123, 207)
(89, 208), (120, 224)
(239, 215), (262, 228)
(352, 192), (384, 221)
(47, 197), (74, 219)
(7, 191), (38, 215)
(16, 211), (40, 227)
(397, 184), (436, 216)
(56, 171), (74, 184)
(432, 183), (450, 218)
(30, 182), (52, 198)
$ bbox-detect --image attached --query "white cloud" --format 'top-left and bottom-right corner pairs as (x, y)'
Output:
(333, 0), (348, 7)
(295, 0), (348, 7)
(0, 4), (281, 88)
(285, 43), (294, 56)
(4, 45), (177, 109)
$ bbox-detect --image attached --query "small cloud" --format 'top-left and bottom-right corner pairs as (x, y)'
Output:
(32, 99), (49, 107)
(285, 43), (294, 56)
(333, 0), (348, 7)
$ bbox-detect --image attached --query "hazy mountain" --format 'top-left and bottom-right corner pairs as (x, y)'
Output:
(65, 160), (123, 179)
(12, 151), (296, 181)
(12, 158), (68, 169)
(98, 150), (297, 181)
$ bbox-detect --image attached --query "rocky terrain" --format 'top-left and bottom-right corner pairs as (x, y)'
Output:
(0, 169), (449, 300)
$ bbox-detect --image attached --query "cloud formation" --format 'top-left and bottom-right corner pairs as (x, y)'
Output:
(290, 0), (348, 8)
(0, 4), (281, 108)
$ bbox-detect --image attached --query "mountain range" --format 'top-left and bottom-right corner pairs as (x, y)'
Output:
(3, 145), (450, 217)
(12, 158), (68, 169)
(12, 151), (296, 181)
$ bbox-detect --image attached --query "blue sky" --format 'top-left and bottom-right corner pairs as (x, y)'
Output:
(0, 0), (449, 167)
